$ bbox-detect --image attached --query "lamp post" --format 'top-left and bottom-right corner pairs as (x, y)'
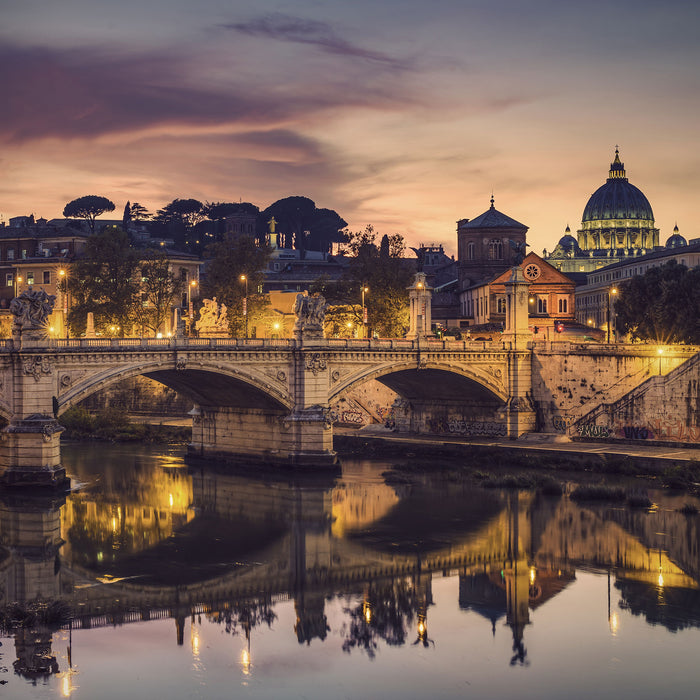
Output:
(240, 274), (248, 339)
(14, 271), (22, 298)
(187, 279), (198, 336)
(361, 285), (368, 339)
(58, 268), (69, 337)
(606, 286), (618, 344)
(657, 347), (663, 375)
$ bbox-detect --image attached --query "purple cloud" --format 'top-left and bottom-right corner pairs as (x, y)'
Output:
(221, 13), (413, 70)
(0, 41), (419, 144)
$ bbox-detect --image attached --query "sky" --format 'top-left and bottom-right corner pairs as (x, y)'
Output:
(2, 0), (700, 256)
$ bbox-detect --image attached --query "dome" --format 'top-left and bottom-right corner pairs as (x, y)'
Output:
(666, 225), (687, 248)
(582, 150), (654, 223)
(550, 226), (582, 258)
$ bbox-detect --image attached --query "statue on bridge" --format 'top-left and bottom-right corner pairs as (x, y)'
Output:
(196, 298), (229, 336)
(293, 291), (328, 339)
(10, 289), (56, 331)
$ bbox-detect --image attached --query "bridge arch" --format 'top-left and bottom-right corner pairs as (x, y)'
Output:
(58, 360), (293, 417)
(329, 360), (509, 405)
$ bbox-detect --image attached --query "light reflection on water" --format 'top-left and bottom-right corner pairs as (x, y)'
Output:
(0, 442), (699, 699)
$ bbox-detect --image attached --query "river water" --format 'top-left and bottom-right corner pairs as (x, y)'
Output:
(1, 442), (700, 699)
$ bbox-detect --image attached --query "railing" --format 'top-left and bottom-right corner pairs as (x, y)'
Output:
(0, 335), (507, 353)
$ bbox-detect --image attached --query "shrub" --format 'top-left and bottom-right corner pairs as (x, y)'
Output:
(570, 484), (627, 502)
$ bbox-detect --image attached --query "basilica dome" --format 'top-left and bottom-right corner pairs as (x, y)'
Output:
(582, 149), (654, 223)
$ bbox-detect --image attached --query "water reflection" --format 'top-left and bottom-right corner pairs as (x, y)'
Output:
(0, 444), (699, 696)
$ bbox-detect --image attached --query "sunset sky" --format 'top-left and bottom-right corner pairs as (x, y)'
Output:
(2, 0), (699, 256)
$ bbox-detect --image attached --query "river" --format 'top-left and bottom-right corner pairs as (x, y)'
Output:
(1, 442), (699, 699)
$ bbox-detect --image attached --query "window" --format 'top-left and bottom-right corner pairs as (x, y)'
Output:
(21, 250), (27, 260)
(467, 242), (475, 260)
(27, 272), (34, 285)
(43, 270), (50, 285)
(487, 239), (503, 260)
(5, 273), (13, 287)
(537, 296), (547, 314)
(558, 297), (568, 313)
(497, 297), (506, 314)
(7, 249), (14, 260)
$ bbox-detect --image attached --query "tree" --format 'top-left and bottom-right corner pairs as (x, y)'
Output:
(152, 198), (204, 250)
(615, 261), (700, 343)
(64, 226), (140, 337)
(261, 197), (347, 254)
(134, 251), (184, 335)
(319, 225), (413, 338)
(129, 202), (151, 221)
(201, 237), (271, 336)
(63, 195), (116, 234)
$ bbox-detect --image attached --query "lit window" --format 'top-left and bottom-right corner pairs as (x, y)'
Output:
(27, 272), (34, 285)
(5, 274), (13, 287)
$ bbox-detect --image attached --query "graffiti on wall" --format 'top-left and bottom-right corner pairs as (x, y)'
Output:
(566, 417), (700, 443)
(340, 410), (364, 425)
(576, 424), (611, 439)
(425, 417), (506, 437)
(552, 416), (575, 432)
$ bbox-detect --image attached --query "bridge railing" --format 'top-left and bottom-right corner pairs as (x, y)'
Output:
(0, 335), (508, 352)
(40, 337), (296, 351)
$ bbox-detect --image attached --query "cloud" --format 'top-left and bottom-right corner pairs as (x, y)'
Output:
(0, 39), (423, 144)
(221, 13), (413, 70)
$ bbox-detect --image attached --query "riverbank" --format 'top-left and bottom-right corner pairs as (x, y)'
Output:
(59, 407), (190, 443)
(335, 426), (700, 477)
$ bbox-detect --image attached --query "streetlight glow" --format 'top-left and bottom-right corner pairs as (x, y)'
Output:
(240, 275), (248, 338)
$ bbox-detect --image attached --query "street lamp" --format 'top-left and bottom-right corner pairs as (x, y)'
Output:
(58, 269), (69, 338)
(657, 347), (664, 375)
(15, 272), (23, 298)
(606, 286), (618, 344)
(240, 274), (248, 338)
(361, 285), (369, 338)
(187, 279), (198, 336)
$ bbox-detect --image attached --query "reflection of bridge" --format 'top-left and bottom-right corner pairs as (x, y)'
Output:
(1, 460), (699, 679)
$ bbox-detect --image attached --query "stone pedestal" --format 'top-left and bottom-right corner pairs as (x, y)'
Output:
(0, 416), (68, 488)
(502, 266), (530, 350)
(406, 272), (432, 339)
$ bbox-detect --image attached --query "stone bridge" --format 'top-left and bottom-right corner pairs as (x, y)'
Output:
(1, 330), (699, 486)
(0, 334), (535, 486)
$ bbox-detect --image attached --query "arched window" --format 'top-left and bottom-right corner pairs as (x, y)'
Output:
(467, 241), (475, 260)
(487, 239), (502, 260)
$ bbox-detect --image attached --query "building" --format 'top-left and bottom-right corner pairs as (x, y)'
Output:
(0, 216), (200, 338)
(462, 252), (576, 335)
(457, 196), (528, 293)
(545, 149), (660, 274)
(575, 229), (700, 339)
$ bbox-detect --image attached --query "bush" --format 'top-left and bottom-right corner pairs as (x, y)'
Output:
(570, 484), (627, 502)
(59, 406), (95, 433)
(626, 491), (652, 508)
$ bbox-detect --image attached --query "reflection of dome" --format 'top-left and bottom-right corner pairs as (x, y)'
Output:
(666, 225), (687, 248)
(582, 149), (654, 223)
